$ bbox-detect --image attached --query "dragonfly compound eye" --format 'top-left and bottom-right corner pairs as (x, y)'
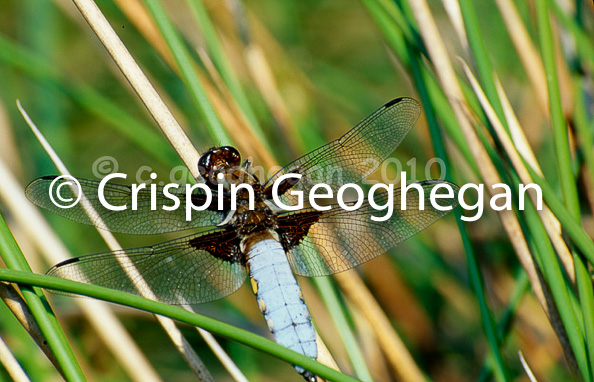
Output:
(198, 146), (242, 187)
(198, 149), (215, 183)
(218, 146), (241, 167)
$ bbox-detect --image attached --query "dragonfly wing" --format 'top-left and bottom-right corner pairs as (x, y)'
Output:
(47, 228), (246, 304)
(276, 180), (459, 276)
(264, 98), (420, 203)
(26, 176), (226, 235)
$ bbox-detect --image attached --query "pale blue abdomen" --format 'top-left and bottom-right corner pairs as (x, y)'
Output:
(246, 238), (317, 379)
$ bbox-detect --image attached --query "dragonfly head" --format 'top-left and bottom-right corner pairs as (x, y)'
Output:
(198, 146), (242, 188)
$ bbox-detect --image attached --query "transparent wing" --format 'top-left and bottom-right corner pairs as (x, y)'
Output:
(264, 98), (421, 201)
(276, 180), (458, 276)
(46, 228), (246, 304)
(26, 176), (226, 235)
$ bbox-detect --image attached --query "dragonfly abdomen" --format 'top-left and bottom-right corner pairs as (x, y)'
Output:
(246, 236), (317, 380)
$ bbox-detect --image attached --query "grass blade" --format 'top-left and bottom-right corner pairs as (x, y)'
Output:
(0, 268), (359, 382)
(142, 0), (232, 147)
(0, 214), (84, 381)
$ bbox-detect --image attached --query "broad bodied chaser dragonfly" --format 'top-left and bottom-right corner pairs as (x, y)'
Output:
(26, 97), (459, 380)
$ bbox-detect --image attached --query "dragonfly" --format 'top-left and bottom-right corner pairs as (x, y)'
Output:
(26, 97), (459, 381)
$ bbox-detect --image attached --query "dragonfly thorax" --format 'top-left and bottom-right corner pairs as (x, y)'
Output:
(232, 198), (277, 237)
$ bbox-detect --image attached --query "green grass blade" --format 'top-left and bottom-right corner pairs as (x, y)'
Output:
(361, 0), (408, 61)
(375, 0), (422, 54)
(410, 47), (509, 382)
(573, 82), (594, 191)
(185, 0), (271, 152)
(314, 278), (374, 382)
(525, 166), (594, 264)
(520, 191), (589, 379)
(0, 214), (84, 381)
(143, 0), (232, 146)
(458, 0), (507, 127)
(533, 18), (592, 367)
(0, 268), (358, 382)
(536, 0), (580, 220)
(479, 272), (531, 381)
(574, 253), (594, 380)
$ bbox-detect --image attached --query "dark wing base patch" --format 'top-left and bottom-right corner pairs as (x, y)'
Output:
(276, 180), (459, 277)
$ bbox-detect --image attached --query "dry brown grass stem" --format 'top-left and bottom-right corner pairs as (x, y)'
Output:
(0, 157), (162, 382)
(495, 78), (571, 267)
(18, 100), (213, 380)
(335, 271), (425, 382)
(244, 44), (303, 154)
(314, 331), (341, 379)
(71, 0), (200, 177)
(440, 0), (468, 52)
(349, 300), (392, 380)
(462, 62), (575, 281)
(496, 79), (544, 177)
(408, 0), (548, 315)
(0, 282), (60, 378)
(519, 350), (540, 382)
(196, 327), (249, 382)
(243, 7), (321, 154)
(0, 331), (29, 382)
(495, 0), (549, 115)
(112, 0), (276, 170)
